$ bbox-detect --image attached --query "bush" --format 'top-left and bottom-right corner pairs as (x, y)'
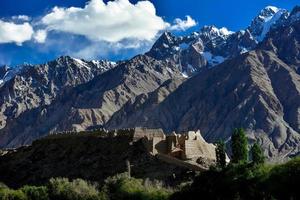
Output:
(21, 185), (49, 200)
(48, 177), (102, 200)
(0, 188), (27, 200)
(0, 183), (8, 190)
(171, 157), (300, 200)
(103, 173), (172, 200)
(266, 157), (300, 200)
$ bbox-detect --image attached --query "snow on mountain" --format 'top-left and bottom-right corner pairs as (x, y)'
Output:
(0, 64), (30, 85)
(201, 52), (225, 67)
(146, 5), (300, 77)
(0, 57), (116, 86)
(257, 10), (284, 41)
(73, 58), (91, 70)
(219, 27), (234, 36)
(265, 6), (279, 13)
(199, 25), (234, 42)
(147, 25), (252, 76)
(248, 6), (289, 41)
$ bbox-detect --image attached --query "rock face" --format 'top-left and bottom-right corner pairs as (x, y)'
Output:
(146, 27), (255, 76)
(0, 56), (115, 147)
(146, 6), (299, 77)
(0, 55), (183, 147)
(248, 6), (289, 41)
(260, 15), (300, 72)
(0, 6), (300, 162)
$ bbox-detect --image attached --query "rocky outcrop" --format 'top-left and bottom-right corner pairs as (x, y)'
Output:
(260, 19), (300, 73)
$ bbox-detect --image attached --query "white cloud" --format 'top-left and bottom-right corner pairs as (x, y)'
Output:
(72, 39), (152, 60)
(34, 29), (47, 43)
(170, 15), (197, 31)
(0, 20), (34, 45)
(41, 0), (169, 43)
(12, 15), (31, 21)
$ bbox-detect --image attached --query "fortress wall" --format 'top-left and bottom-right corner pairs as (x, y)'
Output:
(133, 128), (165, 142)
(184, 140), (216, 160)
(184, 140), (203, 159)
(134, 128), (217, 162)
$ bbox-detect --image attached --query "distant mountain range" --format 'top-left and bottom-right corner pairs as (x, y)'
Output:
(0, 5), (300, 161)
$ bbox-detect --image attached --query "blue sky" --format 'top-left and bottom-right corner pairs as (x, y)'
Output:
(0, 0), (299, 66)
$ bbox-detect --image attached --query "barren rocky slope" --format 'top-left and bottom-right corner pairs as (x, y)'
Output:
(0, 57), (114, 123)
(0, 55), (183, 147)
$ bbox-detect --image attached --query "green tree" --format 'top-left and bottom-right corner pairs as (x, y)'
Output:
(250, 143), (265, 165)
(231, 128), (248, 163)
(216, 140), (226, 169)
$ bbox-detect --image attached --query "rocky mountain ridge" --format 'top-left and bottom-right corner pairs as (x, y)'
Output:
(0, 56), (115, 137)
(0, 55), (183, 147)
(147, 6), (300, 76)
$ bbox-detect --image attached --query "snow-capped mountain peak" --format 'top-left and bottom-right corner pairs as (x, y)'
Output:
(219, 27), (234, 36)
(147, 5), (300, 78)
(248, 6), (289, 41)
(260, 6), (280, 17)
(200, 25), (234, 40)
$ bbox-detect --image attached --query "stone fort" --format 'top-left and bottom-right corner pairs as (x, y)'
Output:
(133, 127), (216, 161)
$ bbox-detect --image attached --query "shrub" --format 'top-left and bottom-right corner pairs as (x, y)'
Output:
(0, 188), (27, 200)
(102, 173), (172, 200)
(0, 183), (8, 190)
(266, 157), (300, 200)
(47, 177), (102, 200)
(21, 185), (49, 200)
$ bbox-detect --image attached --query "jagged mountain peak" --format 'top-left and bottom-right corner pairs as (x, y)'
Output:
(153, 31), (177, 47)
(48, 56), (86, 67)
(248, 5), (289, 41)
(259, 6), (280, 17)
(160, 31), (176, 41)
(36, 56), (116, 75)
(289, 5), (300, 23)
(290, 5), (300, 16)
(200, 25), (233, 37)
(146, 5), (299, 77)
